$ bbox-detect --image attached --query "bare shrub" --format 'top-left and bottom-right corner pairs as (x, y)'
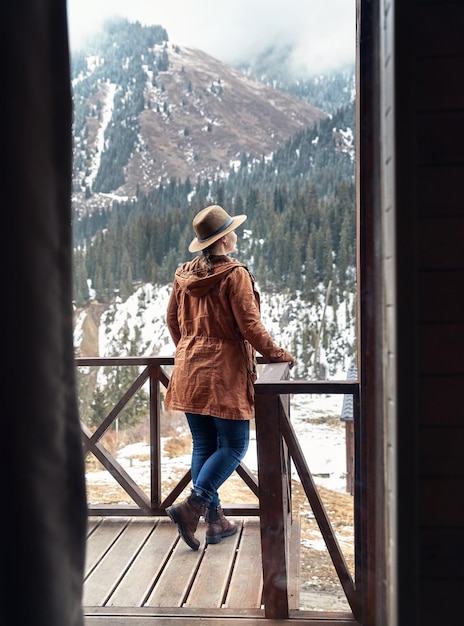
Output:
(164, 431), (192, 458)
(100, 429), (119, 454)
(161, 408), (187, 437)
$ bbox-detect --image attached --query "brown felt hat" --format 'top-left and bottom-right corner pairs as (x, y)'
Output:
(188, 205), (247, 253)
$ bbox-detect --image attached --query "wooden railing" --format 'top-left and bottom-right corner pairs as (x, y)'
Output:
(76, 356), (361, 620)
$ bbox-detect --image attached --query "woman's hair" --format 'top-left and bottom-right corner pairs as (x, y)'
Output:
(201, 246), (215, 275)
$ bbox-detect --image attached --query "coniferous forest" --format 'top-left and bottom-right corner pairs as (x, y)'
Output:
(72, 100), (356, 307)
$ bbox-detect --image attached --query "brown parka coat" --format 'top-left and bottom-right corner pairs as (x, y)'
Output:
(164, 255), (294, 420)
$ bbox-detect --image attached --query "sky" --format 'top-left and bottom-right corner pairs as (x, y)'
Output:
(66, 0), (355, 75)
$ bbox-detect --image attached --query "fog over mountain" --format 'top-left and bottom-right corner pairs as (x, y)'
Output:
(67, 0), (356, 76)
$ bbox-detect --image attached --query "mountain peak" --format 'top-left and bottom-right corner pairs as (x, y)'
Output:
(71, 29), (328, 211)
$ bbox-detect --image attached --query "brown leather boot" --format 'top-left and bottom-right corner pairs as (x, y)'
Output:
(205, 505), (237, 545)
(166, 491), (207, 551)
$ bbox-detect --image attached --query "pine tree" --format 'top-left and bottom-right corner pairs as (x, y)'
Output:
(73, 248), (89, 307)
(89, 387), (108, 429)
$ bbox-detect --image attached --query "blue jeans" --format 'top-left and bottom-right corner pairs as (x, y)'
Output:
(185, 413), (250, 508)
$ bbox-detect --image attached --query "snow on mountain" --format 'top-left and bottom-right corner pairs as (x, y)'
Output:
(76, 279), (356, 495)
(74, 280), (356, 380)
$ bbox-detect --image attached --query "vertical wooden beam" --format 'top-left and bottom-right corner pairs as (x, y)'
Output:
(358, 0), (388, 623)
(255, 391), (289, 619)
(149, 365), (162, 510)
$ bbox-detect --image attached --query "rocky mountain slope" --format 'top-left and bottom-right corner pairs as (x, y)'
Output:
(71, 23), (328, 214)
(133, 46), (327, 188)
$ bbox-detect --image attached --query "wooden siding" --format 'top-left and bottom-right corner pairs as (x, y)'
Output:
(415, 2), (464, 624)
(370, 0), (464, 623)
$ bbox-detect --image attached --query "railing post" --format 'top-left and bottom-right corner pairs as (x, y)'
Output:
(149, 365), (162, 511)
(255, 364), (290, 619)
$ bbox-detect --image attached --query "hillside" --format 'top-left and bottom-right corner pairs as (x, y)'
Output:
(74, 281), (356, 383)
(132, 46), (328, 189)
(71, 21), (328, 214)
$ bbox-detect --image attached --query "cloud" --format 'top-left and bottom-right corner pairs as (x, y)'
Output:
(67, 0), (355, 74)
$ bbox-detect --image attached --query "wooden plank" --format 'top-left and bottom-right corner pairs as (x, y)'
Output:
(416, 58), (464, 110)
(419, 478), (464, 526)
(420, 527), (464, 578)
(85, 518), (128, 577)
(184, 521), (243, 608)
(84, 605), (357, 622)
(417, 3), (464, 57)
(225, 519), (263, 609)
(417, 217), (464, 270)
(86, 606), (265, 618)
(85, 612), (358, 625)
(255, 392), (289, 618)
(417, 165), (464, 217)
(419, 580), (464, 626)
(419, 427), (464, 476)
(144, 522), (205, 607)
(107, 519), (179, 607)
(287, 518), (301, 610)
(419, 376), (464, 426)
(84, 519), (155, 606)
(417, 111), (464, 164)
(87, 517), (102, 536)
(417, 271), (464, 323)
(418, 324), (464, 375)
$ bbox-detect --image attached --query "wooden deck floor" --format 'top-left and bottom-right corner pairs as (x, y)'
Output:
(84, 516), (264, 610)
(83, 516), (357, 625)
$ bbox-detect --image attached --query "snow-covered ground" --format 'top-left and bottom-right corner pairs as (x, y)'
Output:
(78, 282), (354, 495)
(86, 392), (349, 494)
(75, 279), (357, 382)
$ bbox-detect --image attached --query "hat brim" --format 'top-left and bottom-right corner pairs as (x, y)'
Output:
(188, 214), (247, 253)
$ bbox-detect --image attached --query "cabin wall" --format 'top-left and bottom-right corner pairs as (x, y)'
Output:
(412, 1), (464, 623)
(379, 0), (464, 624)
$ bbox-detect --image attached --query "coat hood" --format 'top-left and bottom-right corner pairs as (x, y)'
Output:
(174, 256), (245, 298)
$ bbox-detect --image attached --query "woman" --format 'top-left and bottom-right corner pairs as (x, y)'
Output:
(165, 204), (295, 550)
